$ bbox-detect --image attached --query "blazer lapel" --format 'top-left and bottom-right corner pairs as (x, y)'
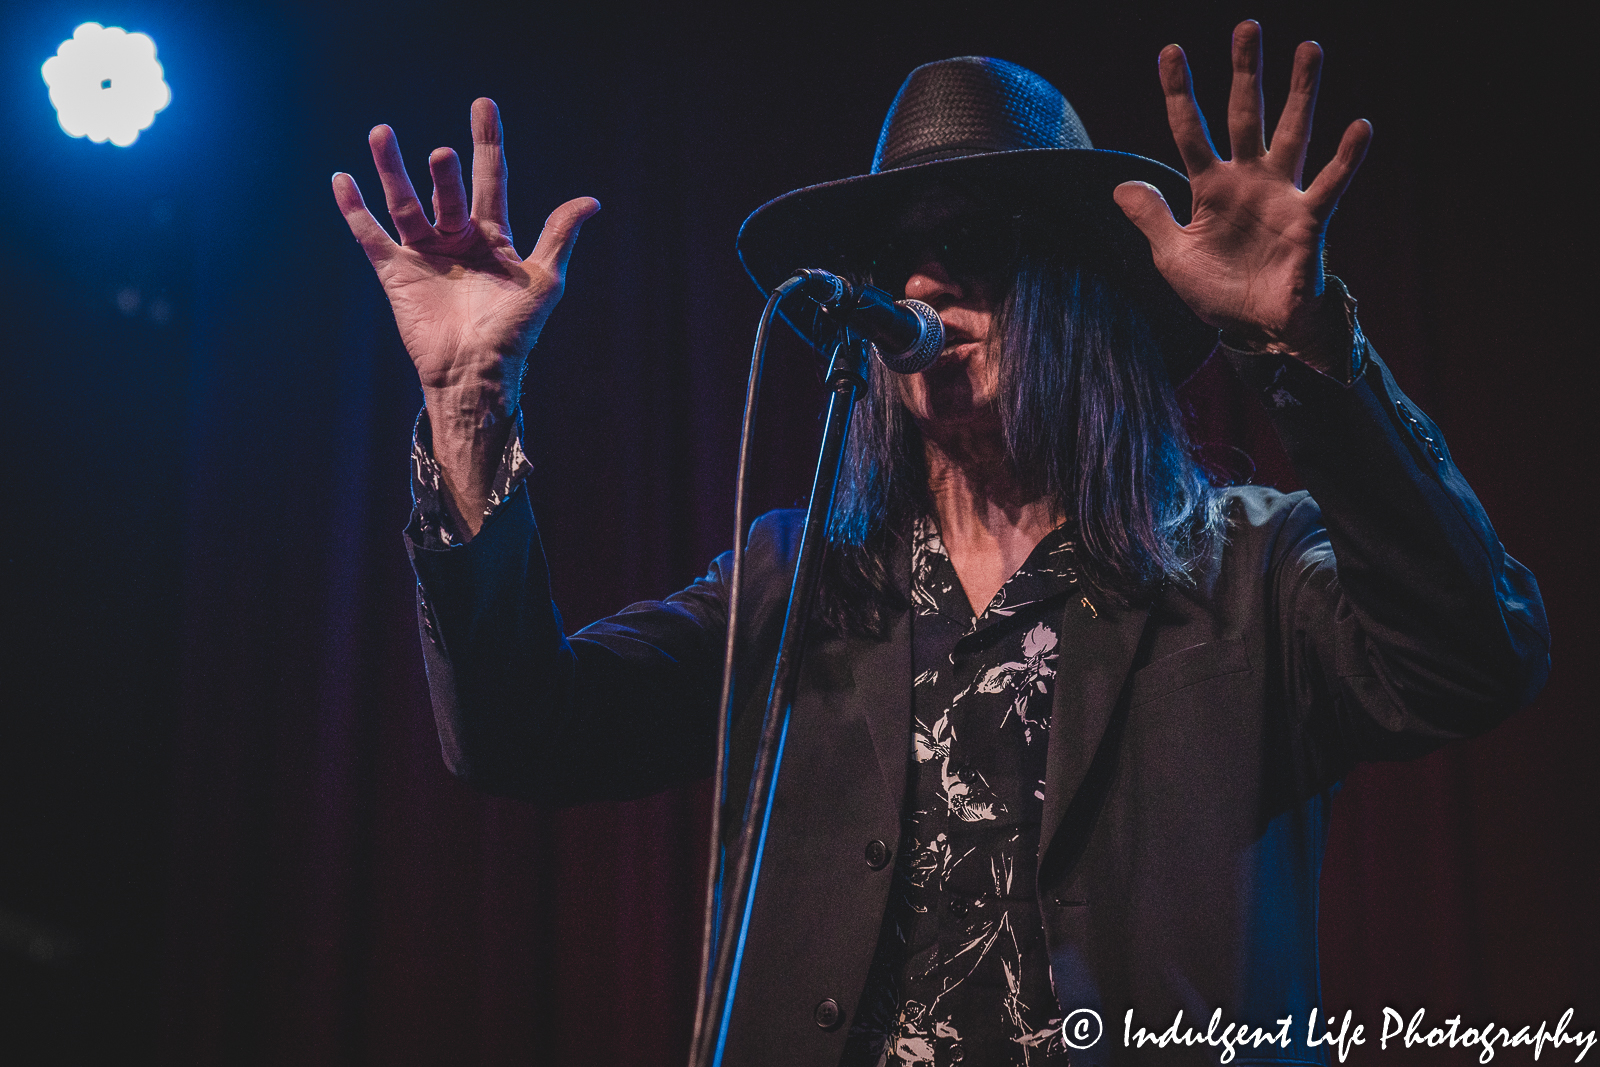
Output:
(1038, 590), (1158, 885)
(856, 535), (914, 809)
(790, 535), (913, 813)
(840, 605), (913, 811)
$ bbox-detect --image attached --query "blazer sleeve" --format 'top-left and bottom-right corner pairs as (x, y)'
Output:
(1236, 345), (1551, 786)
(406, 487), (761, 804)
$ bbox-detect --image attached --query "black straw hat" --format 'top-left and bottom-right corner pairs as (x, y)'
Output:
(736, 56), (1220, 382)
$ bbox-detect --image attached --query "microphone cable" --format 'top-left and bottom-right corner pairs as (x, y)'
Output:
(689, 271), (806, 1065)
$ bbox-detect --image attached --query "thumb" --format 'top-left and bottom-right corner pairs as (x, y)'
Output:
(530, 196), (601, 274)
(1113, 181), (1183, 254)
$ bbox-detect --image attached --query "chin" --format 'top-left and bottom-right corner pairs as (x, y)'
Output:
(907, 393), (1002, 435)
(900, 366), (996, 418)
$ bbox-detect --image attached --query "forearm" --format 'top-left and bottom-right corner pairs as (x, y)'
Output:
(1238, 343), (1549, 761)
(422, 373), (519, 539)
(406, 487), (729, 803)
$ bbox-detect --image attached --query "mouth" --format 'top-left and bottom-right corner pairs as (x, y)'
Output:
(928, 334), (984, 369)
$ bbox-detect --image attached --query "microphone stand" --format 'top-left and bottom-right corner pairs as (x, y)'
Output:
(689, 332), (873, 1067)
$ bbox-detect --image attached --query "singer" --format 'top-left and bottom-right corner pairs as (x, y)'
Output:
(333, 22), (1548, 1067)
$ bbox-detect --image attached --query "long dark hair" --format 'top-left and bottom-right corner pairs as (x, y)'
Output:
(819, 250), (1227, 636)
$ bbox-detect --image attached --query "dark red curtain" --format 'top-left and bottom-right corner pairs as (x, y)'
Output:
(3, 2), (1588, 1065)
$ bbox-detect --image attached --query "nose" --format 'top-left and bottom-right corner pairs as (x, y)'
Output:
(902, 260), (964, 308)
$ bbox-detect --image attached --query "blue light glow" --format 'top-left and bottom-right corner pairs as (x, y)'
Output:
(42, 23), (171, 147)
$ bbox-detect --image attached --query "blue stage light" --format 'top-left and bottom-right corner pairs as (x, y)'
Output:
(42, 23), (171, 147)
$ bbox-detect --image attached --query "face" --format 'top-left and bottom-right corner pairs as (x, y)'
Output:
(895, 258), (999, 433)
(867, 187), (1020, 435)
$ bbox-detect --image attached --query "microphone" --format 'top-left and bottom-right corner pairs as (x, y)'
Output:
(790, 269), (943, 374)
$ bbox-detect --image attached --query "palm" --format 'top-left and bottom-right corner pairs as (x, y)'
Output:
(333, 98), (598, 391)
(1114, 22), (1371, 345)
(375, 226), (551, 386)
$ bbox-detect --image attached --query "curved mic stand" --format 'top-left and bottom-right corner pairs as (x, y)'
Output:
(688, 331), (873, 1067)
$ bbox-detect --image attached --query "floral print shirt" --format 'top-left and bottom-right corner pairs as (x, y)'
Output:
(842, 515), (1082, 1067)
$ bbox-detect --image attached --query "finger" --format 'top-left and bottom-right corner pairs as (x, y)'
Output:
(1304, 119), (1373, 220)
(470, 97), (510, 231)
(430, 147), (469, 233)
(1227, 20), (1266, 160)
(1268, 41), (1323, 185)
(332, 172), (399, 265)
(368, 124), (435, 245)
(1158, 45), (1219, 178)
(1113, 182), (1185, 258)
(528, 197), (602, 276)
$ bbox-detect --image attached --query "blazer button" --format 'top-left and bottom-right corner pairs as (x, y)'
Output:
(947, 897), (970, 919)
(815, 998), (843, 1030)
(864, 839), (891, 870)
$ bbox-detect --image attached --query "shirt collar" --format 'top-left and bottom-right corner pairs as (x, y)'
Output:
(911, 514), (1079, 632)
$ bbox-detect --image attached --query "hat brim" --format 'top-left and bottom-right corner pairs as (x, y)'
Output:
(736, 147), (1219, 384)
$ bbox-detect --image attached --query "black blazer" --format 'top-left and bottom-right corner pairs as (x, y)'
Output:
(407, 351), (1548, 1067)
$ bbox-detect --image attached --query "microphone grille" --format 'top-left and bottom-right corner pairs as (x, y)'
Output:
(876, 299), (943, 374)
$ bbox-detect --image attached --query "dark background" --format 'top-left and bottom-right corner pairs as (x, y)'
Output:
(0, 2), (1591, 1064)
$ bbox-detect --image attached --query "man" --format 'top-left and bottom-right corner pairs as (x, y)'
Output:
(333, 22), (1548, 1066)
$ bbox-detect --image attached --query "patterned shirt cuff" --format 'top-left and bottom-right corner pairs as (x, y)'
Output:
(407, 406), (532, 550)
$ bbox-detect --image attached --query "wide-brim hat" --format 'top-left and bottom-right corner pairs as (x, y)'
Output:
(736, 56), (1220, 383)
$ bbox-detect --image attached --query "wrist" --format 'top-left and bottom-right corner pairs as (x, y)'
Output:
(1219, 276), (1362, 382)
(418, 346), (528, 407)
(422, 361), (525, 431)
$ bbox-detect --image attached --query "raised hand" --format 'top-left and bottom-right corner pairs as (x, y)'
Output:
(334, 97), (598, 394)
(332, 98), (599, 535)
(1113, 21), (1371, 367)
